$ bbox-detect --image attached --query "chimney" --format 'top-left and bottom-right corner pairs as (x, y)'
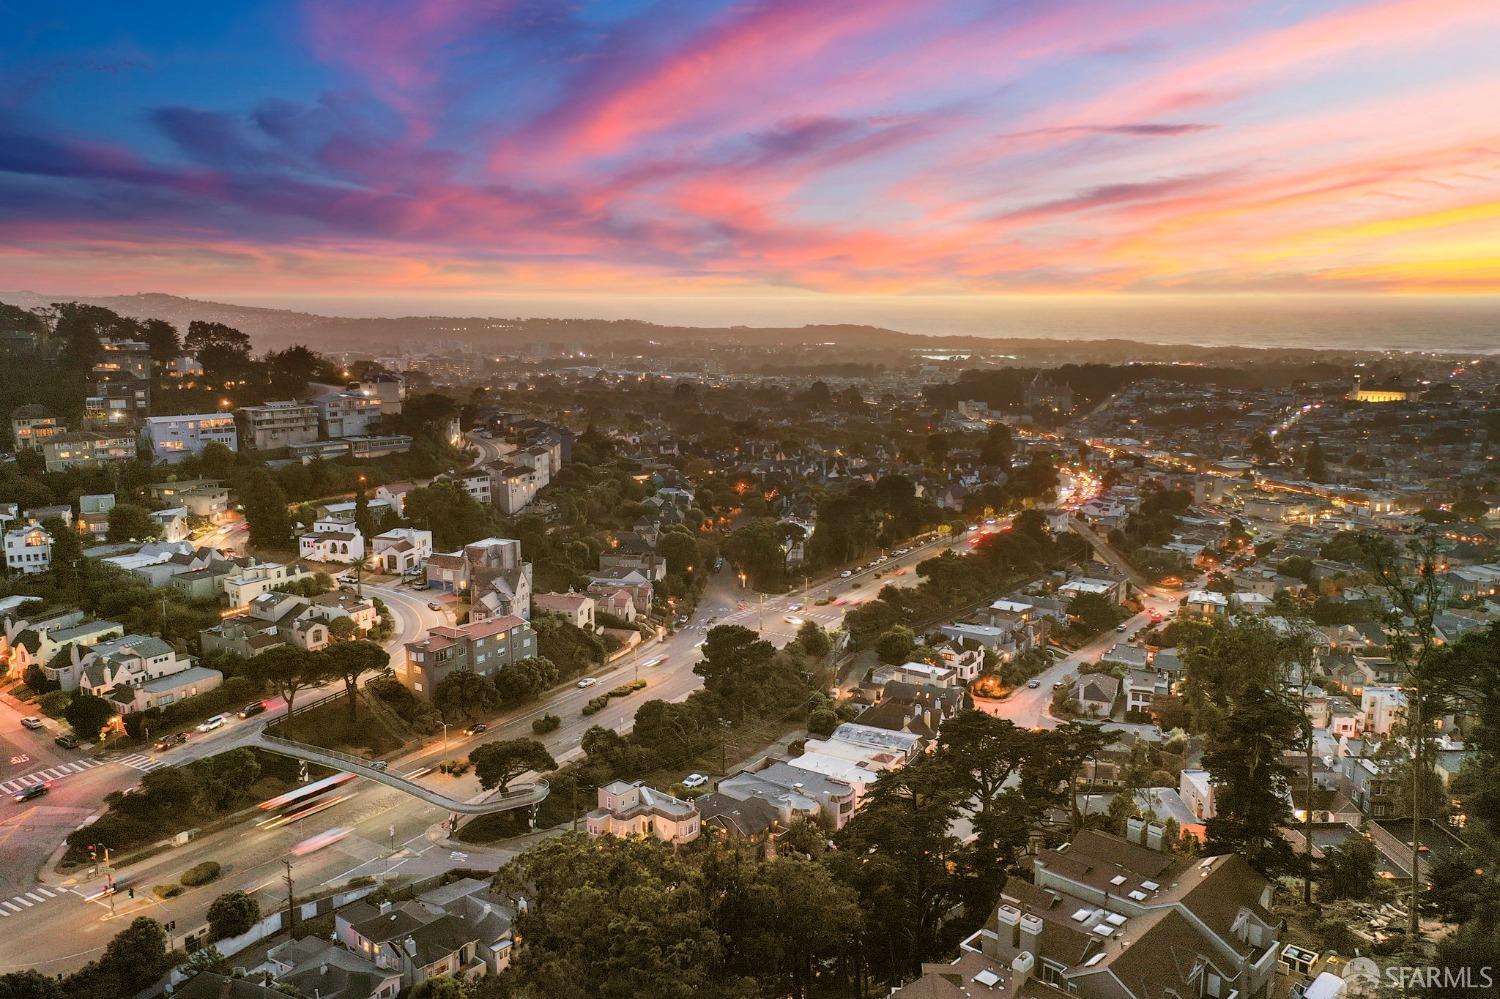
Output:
(1126, 817), (1145, 844)
(1145, 823), (1165, 852)
(379, 901), (392, 914)
(1019, 913), (1043, 956)
(995, 904), (1021, 948)
(1011, 951), (1035, 977)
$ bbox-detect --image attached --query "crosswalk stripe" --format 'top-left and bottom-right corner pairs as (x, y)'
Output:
(35, 888), (54, 898)
(1, 902), (17, 912)
(23, 893), (43, 903)
(14, 897), (32, 907)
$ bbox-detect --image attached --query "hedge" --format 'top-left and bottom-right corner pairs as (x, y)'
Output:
(532, 714), (560, 734)
(180, 861), (221, 887)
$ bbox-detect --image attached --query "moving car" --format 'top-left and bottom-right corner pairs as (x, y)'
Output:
(237, 702), (267, 719)
(681, 773), (708, 789)
(196, 714), (229, 733)
(20, 716), (43, 730)
(464, 722), (488, 736)
(1026, 679), (1041, 689)
(53, 734), (79, 749)
(577, 677), (598, 688)
(1115, 624), (1128, 632)
(428, 601), (445, 611)
(155, 732), (189, 751)
(784, 615), (803, 625)
(13, 783), (48, 803)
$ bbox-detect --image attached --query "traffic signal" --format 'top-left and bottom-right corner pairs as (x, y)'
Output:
(127, 887), (135, 899)
(88, 844), (97, 862)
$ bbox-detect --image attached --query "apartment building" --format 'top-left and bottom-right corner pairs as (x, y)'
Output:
(898, 830), (1283, 999)
(42, 430), (137, 472)
(492, 463), (547, 514)
(237, 400), (319, 450)
(400, 616), (537, 699)
(317, 392), (385, 438)
(141, 412), (239, 463)
(9, 405), (63, 450)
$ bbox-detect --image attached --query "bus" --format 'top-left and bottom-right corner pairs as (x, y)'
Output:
(256, 773), (358, 830)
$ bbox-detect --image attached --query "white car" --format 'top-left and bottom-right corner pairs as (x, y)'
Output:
(196, 714), (229, 733)
(840, 570), (853, 578)
(788, 603), (802, 611)
(20, 716), (44, 730)
(784, 615), (803, 626)
(576, 677), (598, 688)
(681, 773), (708, 789)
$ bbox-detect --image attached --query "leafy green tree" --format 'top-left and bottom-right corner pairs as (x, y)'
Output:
(408, 977), (467, 999)
(724, 516), (789, 590)
(874, 625), (916, 665)
(106, 504), (160, 544)
(239, 467), (293, 549)
(433, 669), (499, 723)
(795, 620), (831, 658)
(1068, 592), (1123, 637)
(207, 891), (260, 940)
(497, 833), (724, 999)
(1198, 621), (1307, 876)
(693, 625), (775, 720)
(1303, 441), (1327, 481)
(471, 738), (556, 794)
(829, 755), (966, 981)
(979, 423), (1013, 469)
(1317, 836), (1377, 901)
(404, 480), (492, 551)
(64, 692), (115, 740)
(321, 640), (388, 721)
(0, 970), (63, 999)
(44, 518), (82, 592)
(250, 646), (327, 740)
(62, 917), (171, 997)
(140, 318), (180, 363)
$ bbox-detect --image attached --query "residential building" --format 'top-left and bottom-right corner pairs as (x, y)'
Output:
(317, 392), (385, 438)
(3, 523), (52, 575)
(9, 405), (63, 450)
(299, 514), (365, 563)
(717, 760), (858, 830)
(223, 561), (314, 608)
(42, 430), (136, 472)
(337, 901), (486, 989)
(1072, 673), (1119, 718)
(347, 434), (413, 458)
(141, 413), (238, 463)
(72, 634), (222, 713)
(237, 400), (319, 450)
(372, 528), (432, 574)
(586, 566), (653, 613)
(1360, 685), (1407, 736)
(492, 463), (547, 514)
(1183, 589), (1230, 619)
(531, 592), (595, 630)
(943, 829), (1283, 999)
(400, 616), (538, 700)
(586, 781), (701, 844)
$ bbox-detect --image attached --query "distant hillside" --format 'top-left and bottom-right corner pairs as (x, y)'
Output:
(0, 290), (1379, 364)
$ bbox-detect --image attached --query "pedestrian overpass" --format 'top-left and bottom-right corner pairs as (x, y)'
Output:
(253, 732), (549, 815)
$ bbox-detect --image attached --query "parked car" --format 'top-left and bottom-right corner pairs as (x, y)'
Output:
(196, 714), (229, 733)
(13, 783), (48, 803)
(464, 723), (488, 736)
(20, 716), (43, 730)
(1026, 679), (1041, 689)
(428, 601), (444, 611)
(411, 579), (430, 590)
(681, 773), (708, 789)
(237, 702), (266, 719)
(53, 734), (79, 749)
(839, 570), (853, 578)
(154, 732), (188, 751)
(1115, 624), (1128, 632)
(576, 677), (598, 688)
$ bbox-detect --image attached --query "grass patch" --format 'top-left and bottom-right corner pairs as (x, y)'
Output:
(453, 810), (535, 844)
(265, 696), (408, 757)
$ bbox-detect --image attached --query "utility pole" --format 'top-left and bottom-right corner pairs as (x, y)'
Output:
(282, 860), (296, 938)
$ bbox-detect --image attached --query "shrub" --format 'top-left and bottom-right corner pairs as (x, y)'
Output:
(532, 714), (560, 734)
(207, 891), (260, 940)
(153, 884), (185, 899)
(607, 679), (647, 698)
(180, 861), (221, 887)
(582, 695), (610, 716)
(806, 708), (839, 737)
(38, 690), (72, 718)
(438, 759), (471, 776)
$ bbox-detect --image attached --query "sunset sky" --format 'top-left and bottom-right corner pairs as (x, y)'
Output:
(3, 0), (1499, 311)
